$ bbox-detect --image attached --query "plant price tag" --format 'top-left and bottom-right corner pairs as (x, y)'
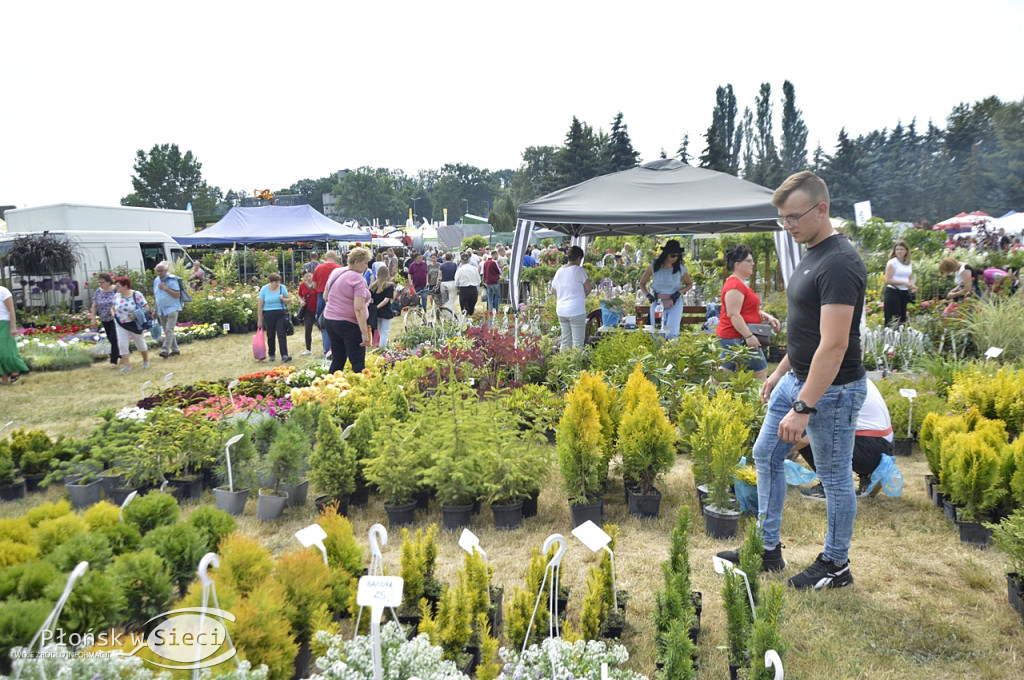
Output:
(985, 346), (1004, 359)
(899, 389), (917, 400)
(223, 323), (231, 332)
(357, 576), (403, 608)
(572, 520), (611, 553)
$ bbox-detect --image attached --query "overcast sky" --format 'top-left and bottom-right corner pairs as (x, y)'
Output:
(3, 0), (1022, 210)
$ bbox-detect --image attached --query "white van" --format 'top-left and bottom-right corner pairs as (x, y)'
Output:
(0, 230), (192, 308)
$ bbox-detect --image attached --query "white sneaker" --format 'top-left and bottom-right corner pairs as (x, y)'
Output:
(118, 365), (132, 373)
(300, 350), (311, 356)
(142, 360), (150, 369)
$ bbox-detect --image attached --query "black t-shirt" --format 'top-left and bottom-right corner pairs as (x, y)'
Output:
(439, 262), (458, 282)
(786, 234), (866, 385)
(372, 285), (395, 320)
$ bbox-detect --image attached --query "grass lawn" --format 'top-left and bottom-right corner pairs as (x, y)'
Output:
(3, 333), (1024, 678)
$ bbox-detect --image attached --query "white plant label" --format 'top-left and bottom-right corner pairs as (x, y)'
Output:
(357, 575), (404, 608)
(985, 346), (1004, 359)
(458, 529), (481, 555)
(223, 323), (231, 332)
(899, 389), (917, 399)
(572, 520), (611, 553)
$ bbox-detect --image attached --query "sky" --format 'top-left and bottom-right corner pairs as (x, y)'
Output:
(3, 0), (1022, 211)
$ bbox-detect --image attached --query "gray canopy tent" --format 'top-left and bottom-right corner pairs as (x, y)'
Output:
(509, 159), (802, 306)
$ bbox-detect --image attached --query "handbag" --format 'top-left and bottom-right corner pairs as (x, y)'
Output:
(296, 305), (306, 322)
(284, 316), (295, 336)
(747, 322), (773, 347)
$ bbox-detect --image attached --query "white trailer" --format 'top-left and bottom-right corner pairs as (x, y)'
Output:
(0, 230), (192, 309)
(4, 203), (196, 238)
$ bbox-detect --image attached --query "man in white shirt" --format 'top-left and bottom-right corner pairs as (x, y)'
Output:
(454, 251), (482, 316)
(791, 379), (896, 498)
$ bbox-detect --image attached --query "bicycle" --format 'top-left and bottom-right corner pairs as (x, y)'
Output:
(402, 286), (456, 329)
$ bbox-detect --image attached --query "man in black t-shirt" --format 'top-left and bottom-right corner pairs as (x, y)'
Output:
(717, 171), (867, 591)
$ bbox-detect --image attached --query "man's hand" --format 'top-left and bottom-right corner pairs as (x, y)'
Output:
(778, 409), (809, 443)
(759, 373), (779, 403)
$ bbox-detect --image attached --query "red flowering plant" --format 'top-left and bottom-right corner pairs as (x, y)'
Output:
(182, 394), (293, 421)
(427, 324), (544, 393)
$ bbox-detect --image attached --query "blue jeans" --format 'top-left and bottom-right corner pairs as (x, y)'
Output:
(377, 317), (392, 348)
(652, 297), (684, 339)
(718, 337), (767, 372)
(419, 288), (429, 312)
(485, 283), (502, 311)
(316, 293), (330, 354)
(753, 372), (866, 564)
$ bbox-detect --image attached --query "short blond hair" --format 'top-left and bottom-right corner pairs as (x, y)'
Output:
(938, 257), (959, 276)
(347, 247), (371, 265)
(772, 171), (830, 209)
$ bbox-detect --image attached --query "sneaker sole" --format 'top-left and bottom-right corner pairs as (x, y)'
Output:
(800, 494), (827, 502)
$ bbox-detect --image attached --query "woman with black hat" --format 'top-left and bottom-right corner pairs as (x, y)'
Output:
(639, 239), (693, 339)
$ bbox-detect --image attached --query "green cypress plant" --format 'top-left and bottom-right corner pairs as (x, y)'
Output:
(722, 568), (751, 672)
(309, 410), (355, 499)
(557, 384), (605, 505)
(739, 520), (764, 606)
(748, 582), (785, 680)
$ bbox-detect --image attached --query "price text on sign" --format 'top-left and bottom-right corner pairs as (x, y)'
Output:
(356, 576), (404, 608)
(899, 389), (918, 399)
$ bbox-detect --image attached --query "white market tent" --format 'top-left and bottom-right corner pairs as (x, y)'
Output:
(509, 159), (794, 306)
(993, 211), (1024, 236)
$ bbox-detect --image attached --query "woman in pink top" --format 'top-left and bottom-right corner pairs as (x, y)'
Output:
(322, 247), (372, 373)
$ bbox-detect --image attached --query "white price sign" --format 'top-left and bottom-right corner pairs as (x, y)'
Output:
(985, 346), (1004, 359)
(223, 323), (231, 332)
(898, 389), (917, 399)
(357, 575), (404, 608)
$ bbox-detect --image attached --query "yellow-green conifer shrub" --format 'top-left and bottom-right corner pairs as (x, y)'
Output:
(574, 371), (620, 467)
(318, 505), (364, 614)
(232, 579), (299, 680)
(33, 514), (87, 557)
(81, 501), (121, 531)
(275, 548), (333, 643)
(309, 602), (339, 659)
(24, 499), (72, 527)
(920, 411), (968, 480)
(618, 376), (676, 492)
(944, 430), (1007, 520)
(558, 384), (605, 505)
(474, 613), (502, 680)
(399, 524), (439, 612)
(579, 566), (608, 640)
(504, 546), (555, 651)
(217, 533), (274, 597)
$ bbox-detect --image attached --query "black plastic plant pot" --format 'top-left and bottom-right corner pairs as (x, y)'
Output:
(956, 519), (992, 549)
(314, 494), (349, 517)
(166, 475), (203, 502)
(522, 488), (540, 518)
(442, 503), (474, 531)
(0, 480), (27, 502)
(281, 479), (309, 507)
(67, 478), (102, 510)
(1006, 573), (1023, 616)
(256, 489), (289, 521)
(385, 500), (418, 527)
(627, 486), (662, 519)
(569, 499), (604, 528)
(703, 505), (741, 539)
(492, 501), (524, 530)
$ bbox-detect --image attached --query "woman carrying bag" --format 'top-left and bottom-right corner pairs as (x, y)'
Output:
(638, 239), (693, 339)
(297, 272), (318, 356)
(112, 276), (152, 373)
(257, 273), (292, 362)
(716, 244), (780, 379)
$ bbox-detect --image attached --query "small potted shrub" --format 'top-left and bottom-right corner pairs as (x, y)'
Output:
(258, 421), (307, 520)
(309, 410), (356, 515)
(215, 423), (258, 516)
(944, 430), (1006, 546)
(987, 509), (1024, 621)
(0, 447), (26, 502)
(618, 366), (676, 518)
(363, 422), (424, 527)
(481, 419), (547, 531)
(557, 382), (607, 528)
(703, 400), (750, 539)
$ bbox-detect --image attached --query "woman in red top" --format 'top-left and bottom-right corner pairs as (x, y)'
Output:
(298, 272), (318, 356)
(716, 244), (780, 379)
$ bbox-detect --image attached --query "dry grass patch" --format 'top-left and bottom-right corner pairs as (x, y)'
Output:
(3, 346), (1024, 678)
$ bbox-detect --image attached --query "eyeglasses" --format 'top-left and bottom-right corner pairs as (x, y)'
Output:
(777, 203), (820, 228)
(742, 258), (755, 264)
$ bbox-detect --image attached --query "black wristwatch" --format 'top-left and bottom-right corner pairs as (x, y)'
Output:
(792, 400), (817, 415)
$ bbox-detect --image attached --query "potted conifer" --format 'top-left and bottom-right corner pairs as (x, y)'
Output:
(214, 423), (257, 516)
(0, 448), (26, 502)
(363, 424), (423, 527)
(557, 382), (607, 528)
(618, 366), (676, 518)
(702, 400), (750, 539)
(309, 410), (356, 515)
(258, 420), (307, 520)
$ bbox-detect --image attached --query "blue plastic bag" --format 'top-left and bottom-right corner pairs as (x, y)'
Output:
(864, 453), (904, 497)
(785, 459), (818, 486)
(733, 456), (759, 515)
(599, 299), (622, 327)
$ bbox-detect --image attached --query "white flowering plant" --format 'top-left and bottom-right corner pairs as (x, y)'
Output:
(309, 621), (467, 680)
(2, 647), (268, 680)
(496, 637), (649, 680)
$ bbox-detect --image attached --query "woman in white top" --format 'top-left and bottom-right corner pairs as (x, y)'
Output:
(883, 240), (917, 327)
(550, 246), (593, 350)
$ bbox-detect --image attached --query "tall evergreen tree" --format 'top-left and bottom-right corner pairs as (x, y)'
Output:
(811, 142), (826, 173)
(677, 133), (691, 165)
(779, 80), (809, 175)
(604, 111), (641, 172)
(819, 128), (867, 217)
(555, 116), (602, 188)
(740, 108), (754, 177)
(747, 83), (783, 188)
(698, 85), (740, 174)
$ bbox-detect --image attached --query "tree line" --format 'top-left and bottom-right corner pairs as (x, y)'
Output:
(122, 84), (1024, 229)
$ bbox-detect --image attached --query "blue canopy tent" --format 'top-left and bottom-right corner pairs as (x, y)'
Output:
(175, 205), (369, 245)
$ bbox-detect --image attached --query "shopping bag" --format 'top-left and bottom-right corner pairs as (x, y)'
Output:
(784, 458), (818, 486)
(150, 320), (162, 341)
(865, 454), (904, 497)
(252, 329), (267, 361)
